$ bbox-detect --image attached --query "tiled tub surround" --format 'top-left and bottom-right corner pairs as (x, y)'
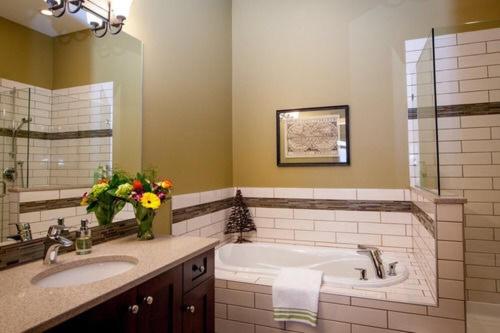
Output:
(8, 187), (135, 240)
(214, 187), (467, 333)
(407, 27), (500, 303)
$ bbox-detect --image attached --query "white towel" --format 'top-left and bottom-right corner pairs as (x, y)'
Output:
(272, 268), (323, 327)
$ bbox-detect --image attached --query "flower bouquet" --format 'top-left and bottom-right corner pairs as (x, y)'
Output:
(81, 169), (130, 226)
(114, 171), (172, 240)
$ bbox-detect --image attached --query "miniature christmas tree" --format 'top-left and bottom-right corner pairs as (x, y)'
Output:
(225, 189), (256, 243)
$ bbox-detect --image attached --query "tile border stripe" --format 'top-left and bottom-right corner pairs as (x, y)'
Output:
(408, 101), (500, 119)
(0, 128), (112, 140)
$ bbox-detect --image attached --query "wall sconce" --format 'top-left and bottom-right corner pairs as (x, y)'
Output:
(43, 0), (133, 38)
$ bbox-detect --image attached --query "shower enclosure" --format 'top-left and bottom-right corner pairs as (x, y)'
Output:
(412, 29), (440, 195)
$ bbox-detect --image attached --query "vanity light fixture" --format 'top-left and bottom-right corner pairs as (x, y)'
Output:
(42, 0), (134, 38)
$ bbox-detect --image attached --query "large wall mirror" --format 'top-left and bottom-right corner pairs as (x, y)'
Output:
(0, 1), (142, 246)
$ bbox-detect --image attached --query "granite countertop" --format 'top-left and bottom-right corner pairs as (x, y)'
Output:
(0, 235), (219, 332)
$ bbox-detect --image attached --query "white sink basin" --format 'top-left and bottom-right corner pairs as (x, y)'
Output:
(32, 256), (138, 288)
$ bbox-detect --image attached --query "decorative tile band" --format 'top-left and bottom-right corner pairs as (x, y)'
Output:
(243, 197), (412, 212)
(0, 128), (112, 140)
(173, 198), (233, 223)
(20, 197), (82, 214)
(408, 102), (500, 119)
(411, 203), (436, 235)
(0, 219), (137, 270)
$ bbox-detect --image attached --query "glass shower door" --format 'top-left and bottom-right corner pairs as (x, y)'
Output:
(414, 30), (440, 195)
(0, 87), (32, 242)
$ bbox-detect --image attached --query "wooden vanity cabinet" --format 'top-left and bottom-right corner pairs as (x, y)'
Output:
(47, 249), (214, 333)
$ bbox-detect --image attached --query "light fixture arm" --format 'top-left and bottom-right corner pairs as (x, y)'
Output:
(67, 0), (84, 14)
(47, 0), (66, 18)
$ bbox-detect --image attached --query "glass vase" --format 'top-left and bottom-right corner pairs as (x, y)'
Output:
(94, 198), (125, 226)
(135, 206), (156, 240)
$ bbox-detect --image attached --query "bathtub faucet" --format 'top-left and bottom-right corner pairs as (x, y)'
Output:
(357, 245), (386, 279)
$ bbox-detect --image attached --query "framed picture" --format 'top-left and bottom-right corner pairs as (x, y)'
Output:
(276, 105), (350, 167)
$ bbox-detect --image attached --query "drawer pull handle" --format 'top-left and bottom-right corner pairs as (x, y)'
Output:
(185, 305), (196, 313)
(129, 305), (140, 315)
(144, 296), (154, 305)
(192, 264), (205, 273)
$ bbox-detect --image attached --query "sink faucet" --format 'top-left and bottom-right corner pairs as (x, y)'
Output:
(357, 244), (386, 279)
(44, 225), (73, 265)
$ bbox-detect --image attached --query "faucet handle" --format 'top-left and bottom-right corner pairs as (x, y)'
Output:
(47, 225), (65, 238)
(388, 262), (398, 276)
(355, 268), (368, 280)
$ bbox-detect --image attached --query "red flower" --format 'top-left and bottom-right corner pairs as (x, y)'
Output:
(132, 179), (143, 192)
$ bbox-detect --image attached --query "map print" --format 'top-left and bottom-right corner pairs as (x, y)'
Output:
(284, 114), (340, 158)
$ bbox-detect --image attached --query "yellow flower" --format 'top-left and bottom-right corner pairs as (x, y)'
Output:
(140, 192), (161, 209)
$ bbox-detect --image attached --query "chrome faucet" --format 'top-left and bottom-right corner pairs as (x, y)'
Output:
(44, 225), (73, 265)
(357, 244), (386, 279)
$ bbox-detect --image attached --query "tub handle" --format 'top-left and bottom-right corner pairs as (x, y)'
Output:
(388, 262), (398, 276)
(355, 268), (368, 281)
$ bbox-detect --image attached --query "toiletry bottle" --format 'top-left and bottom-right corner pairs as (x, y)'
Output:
(76, 219), (92, 255)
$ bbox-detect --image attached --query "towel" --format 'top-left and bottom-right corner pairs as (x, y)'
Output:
(272, 268), (323, 327)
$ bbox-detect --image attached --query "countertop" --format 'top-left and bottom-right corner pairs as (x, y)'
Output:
(0, 235), (219, 332)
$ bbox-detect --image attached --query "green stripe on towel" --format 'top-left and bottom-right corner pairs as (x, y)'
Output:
(273, 313), (317, 326)
(273, 308), (318, 326)
(274, 308), (317, 317)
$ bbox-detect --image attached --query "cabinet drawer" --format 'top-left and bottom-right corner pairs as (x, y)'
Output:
(183, 249), (214, 292)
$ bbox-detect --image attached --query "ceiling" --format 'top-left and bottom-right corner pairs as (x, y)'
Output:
(0, 0), (89, 37)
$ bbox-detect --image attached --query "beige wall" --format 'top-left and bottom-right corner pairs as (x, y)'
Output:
(0, 17), (53, 89)
(125, 0), (233, 195)
(231, 0), (500, 189)
(52, 30), (143, 174)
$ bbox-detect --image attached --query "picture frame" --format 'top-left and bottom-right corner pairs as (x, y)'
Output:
(276, 105), (350, 167)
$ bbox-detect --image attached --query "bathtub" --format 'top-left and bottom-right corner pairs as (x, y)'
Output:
(215, 242), (409, 288)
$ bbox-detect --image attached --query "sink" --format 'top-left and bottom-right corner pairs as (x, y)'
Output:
(32, 256), (138, 288)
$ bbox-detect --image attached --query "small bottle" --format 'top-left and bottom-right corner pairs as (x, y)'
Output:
(76, 219), (92, 255)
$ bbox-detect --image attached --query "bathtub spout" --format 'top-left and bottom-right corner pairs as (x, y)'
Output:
(357, 245), (386, 279)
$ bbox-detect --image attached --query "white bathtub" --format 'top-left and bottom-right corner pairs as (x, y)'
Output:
(215, 242), (409, 288)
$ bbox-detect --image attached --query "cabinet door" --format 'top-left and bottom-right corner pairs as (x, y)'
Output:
(182, 278), (214, 333)
(46, 287), (138, 333)
(137, 265), (183, 333)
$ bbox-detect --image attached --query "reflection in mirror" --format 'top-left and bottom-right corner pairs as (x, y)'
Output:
(0, 8), (142, 245)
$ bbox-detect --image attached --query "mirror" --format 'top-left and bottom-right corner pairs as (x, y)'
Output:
(0, 3), (142, 245)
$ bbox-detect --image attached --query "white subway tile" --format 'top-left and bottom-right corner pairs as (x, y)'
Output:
(437, 91), (489, 105)
(256, 228), (294, 240)
(274, 187), (313, 199)
(253, 217), (274, 228)
(172, 221), (187, 236)
(382, 235), (412, 248)
(336, 210), (380, 222)
(274, 218), (313, 230)
(356, 189), (405, 201)
(491, 90), (500, 102)
(19, 212), (41, 223)
(255, 208), (293, 219)
(457, 28), (500, 44)
(40, 207), (77, 220)
(460, 77), (500, 92)
(293, 209), (335, 221)
(337, 233), (381, 246)
(313, 188), (357, 200)
(172, 192), (201, 209)
(435, 43), (486, 59)
(459, 53), (500, 68)
(436, 67), (488, 82)
(490, 65), (500, 77)
(359, 223), (406, 235)
(238, 187), (274, 198)
(295, 230), (335, 242)
(186, 215), (212, 231)
(59, 188), (89, 199)
(439, 152), (491, 165)
(19, 190), (59, 202)
(381, 212), (412, 224)
(200, 189), (222, 204)
(314, 221), (357, 233)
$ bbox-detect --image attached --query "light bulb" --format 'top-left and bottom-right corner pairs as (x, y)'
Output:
(86, 11), (103, 27)
(111, 0), (133, 20)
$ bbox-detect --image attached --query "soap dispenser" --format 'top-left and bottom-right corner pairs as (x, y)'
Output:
(76, 219), (92, 255)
